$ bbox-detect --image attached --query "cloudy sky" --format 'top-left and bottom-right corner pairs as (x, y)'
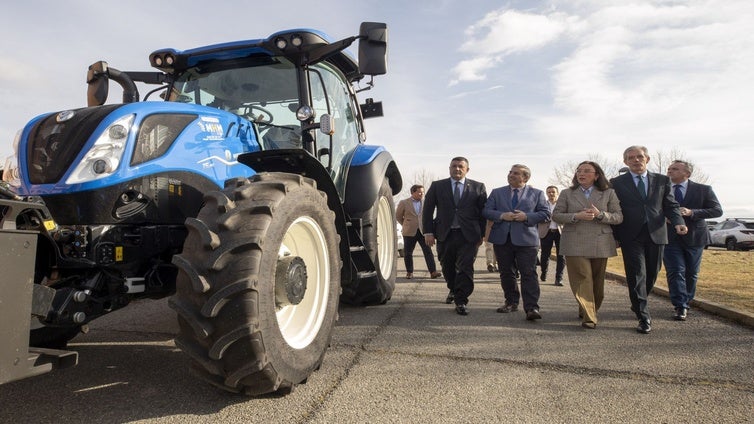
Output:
(1, 0), (751, 217)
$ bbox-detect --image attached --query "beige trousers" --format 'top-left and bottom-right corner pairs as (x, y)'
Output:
(565, 256), (607, 325)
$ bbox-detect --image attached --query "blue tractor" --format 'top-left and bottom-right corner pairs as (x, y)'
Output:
(1, 22), (401, 395)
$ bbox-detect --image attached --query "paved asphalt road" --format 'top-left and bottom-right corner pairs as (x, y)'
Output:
(2, 254), (753, 423)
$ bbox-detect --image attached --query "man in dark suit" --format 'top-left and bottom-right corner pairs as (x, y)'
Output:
(483, 164), (550, 320)
(423, 157), (487, 315)
(610, 146), (687, 334)
(663, 160), (723, 321)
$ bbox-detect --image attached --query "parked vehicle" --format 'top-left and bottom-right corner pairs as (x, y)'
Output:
(708, 218), (754, 251)
(397, 223), (405, 257)
(1, 22), (402, 395)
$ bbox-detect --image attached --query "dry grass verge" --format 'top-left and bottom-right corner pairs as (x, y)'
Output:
(606, 249), (754, 316)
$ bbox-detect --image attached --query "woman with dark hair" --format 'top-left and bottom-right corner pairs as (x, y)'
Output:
(552, 161), (623, 329)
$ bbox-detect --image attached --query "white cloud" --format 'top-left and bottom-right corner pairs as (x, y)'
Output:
(460, 10), (570, 55)
(449, 56), (499, 85)
(445, 0), (754, 215)
(549, 1), (754, 119)
(448, 85), (504, 99)
(450, 10), (576, 85)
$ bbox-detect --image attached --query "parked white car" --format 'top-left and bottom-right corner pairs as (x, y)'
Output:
(396, 223), (404, 257)
(708, 218), (754, 251)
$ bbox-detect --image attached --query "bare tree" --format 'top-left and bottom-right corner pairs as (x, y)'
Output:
(396, 168), (438, 200)
(649, 148), (709, 184)
(548, 153), (624, 189)
(549, 148), (709, 188)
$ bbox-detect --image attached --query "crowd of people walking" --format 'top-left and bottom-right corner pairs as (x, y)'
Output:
(396, 145), (722, 333)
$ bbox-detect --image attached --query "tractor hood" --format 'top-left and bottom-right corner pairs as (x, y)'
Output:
(16, 102), (261, 196)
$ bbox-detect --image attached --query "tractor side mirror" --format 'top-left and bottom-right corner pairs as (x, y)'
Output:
(87, 61), (110, 106)
(358, 22), (387, 76)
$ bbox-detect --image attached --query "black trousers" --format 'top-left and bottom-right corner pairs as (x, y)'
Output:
(403, 229), (437, 273)
(436, 229), (477, 306)
(619, 225), (663, 322)
(540, 230), (565, 279)
(494, 239), (540, 312)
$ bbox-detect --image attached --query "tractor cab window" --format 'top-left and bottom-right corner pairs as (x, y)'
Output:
(171, 59), (302, 149)
(309, 62), (360, 193)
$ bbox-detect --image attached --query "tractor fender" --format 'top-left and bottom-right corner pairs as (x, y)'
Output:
(343, 146), (402, 214)
(237, 149), (351, 277)
(237, 149), (341, 215)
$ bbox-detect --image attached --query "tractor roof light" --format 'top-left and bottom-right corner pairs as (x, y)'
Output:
(291, 34), (304, 47)
(150, 52), (176, 71)
(275, 37), (288, 50)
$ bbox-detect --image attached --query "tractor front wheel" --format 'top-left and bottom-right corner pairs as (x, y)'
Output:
(169, 172), (340, 395)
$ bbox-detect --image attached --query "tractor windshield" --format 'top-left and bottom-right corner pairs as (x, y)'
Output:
(170, 58), (302, 149)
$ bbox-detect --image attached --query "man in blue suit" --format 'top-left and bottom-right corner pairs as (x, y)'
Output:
(663, 160), (722, 321)
(423, 157), (487, 315)
(483, 164), (550, 320)
(610, 146), (687, 334)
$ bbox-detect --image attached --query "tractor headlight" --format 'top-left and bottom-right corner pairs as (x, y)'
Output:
(2, 130), (22, 188)
(65, 114), (134, 184)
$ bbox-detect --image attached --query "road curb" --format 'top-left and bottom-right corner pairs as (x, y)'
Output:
(606, 271), (754, 330)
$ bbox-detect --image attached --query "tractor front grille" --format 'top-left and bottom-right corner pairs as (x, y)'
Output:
(26, 105), (121, 184)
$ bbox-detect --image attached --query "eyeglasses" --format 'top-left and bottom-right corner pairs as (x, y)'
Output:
(576, 169), (596, 174)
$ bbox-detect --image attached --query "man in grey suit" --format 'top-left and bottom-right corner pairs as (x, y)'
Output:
(483, 164), (550, 320)
(610, 146), (688, 334)
(663, 160), (722, 321)
(423, 157), (487, 315)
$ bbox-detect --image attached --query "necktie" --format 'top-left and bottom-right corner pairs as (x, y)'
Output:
(637, 176), (647, 200)
(512, 188), (519, 209)
(454, 181), (462, 205)
(674, 184), (684, 204)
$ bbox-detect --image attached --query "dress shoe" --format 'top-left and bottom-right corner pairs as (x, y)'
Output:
(496, 303), (518, 313)
(487, 264), (495, 272)
(445, 291), (454, 304)
(526, 309), (542, 320)
(405, 272), (413, 279)
(540, 273), (547, 282)
(636, 320), (652, 334)
(581, 322), (596, 329)
(455, 304), (469, 315)
(554, 279), (563, 286)
(430, 271), (442, 279)
(673, 307), (688, 321)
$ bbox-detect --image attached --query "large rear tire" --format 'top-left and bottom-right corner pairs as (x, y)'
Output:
(342, 178), (397, 305)
(169, 172), (340, 395)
